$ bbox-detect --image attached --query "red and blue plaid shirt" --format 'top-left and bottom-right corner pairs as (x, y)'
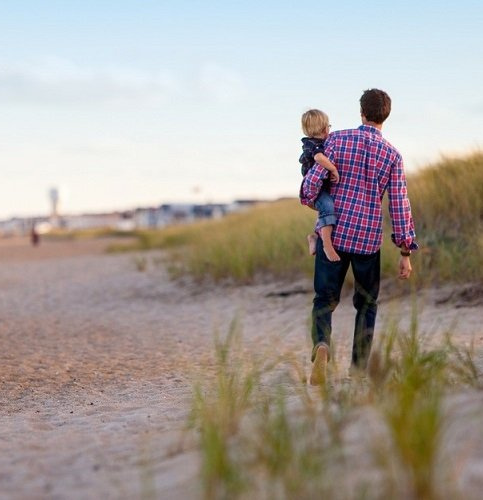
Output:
(300, 125), (417, 254)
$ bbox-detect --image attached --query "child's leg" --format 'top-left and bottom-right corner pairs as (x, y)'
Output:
(307, 232), (318, 256)
(314, 189), (339, 261)
(319, 225), (340, 262)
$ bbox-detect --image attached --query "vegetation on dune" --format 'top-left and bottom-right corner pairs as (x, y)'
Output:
(189, 318), (481, 500)
(107, 152), (483, 285)
(405, 152), (483, 284)
(108, 200), (316, 282)
(98, 154), (482, 498)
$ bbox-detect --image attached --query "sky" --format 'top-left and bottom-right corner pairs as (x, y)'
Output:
(0, 0), (482, 219)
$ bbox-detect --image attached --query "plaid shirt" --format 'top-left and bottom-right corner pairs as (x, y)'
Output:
(301, 125), (417, 254)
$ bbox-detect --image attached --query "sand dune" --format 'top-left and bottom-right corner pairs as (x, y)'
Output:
(0, 237), (482, 498)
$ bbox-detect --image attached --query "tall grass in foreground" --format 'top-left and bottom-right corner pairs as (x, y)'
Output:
(189, 320), (274, 498)
(107, 152), (483, 285)
(190, 318), (481, 500)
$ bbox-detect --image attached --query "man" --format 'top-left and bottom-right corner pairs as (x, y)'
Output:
(304, 88), (417, 385)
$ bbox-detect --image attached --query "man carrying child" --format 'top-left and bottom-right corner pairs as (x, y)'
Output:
(304, 88), (418, 385)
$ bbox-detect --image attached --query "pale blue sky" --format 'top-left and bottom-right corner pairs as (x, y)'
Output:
(1, 0), (482, 218)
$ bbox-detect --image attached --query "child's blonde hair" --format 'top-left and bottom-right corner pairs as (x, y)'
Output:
(301, 109), (330, 137)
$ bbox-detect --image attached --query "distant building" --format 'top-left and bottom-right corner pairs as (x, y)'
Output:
(0, 217), (52, 237)
(0, 199), (263, 237)
(61, 212), (125, 231)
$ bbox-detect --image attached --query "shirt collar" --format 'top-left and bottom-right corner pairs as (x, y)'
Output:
(302, 136), (325, 144)
(358, 124), (382, 136)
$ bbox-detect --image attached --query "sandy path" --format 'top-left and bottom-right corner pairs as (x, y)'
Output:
(0, 237), (482, 499)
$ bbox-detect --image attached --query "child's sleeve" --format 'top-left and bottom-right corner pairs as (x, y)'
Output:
(301, 164), (329, 208)
(300, 140), (316, 176)
(313, 143), (326, 157)
(303, 141), (316, 160)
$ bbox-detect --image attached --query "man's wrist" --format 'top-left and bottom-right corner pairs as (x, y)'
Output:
(400, 249), (411, 257)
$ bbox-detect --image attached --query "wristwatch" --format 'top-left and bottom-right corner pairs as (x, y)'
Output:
(400, 249), (411, 257)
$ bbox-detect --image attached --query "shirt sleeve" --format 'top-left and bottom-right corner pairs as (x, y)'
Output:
(388, 155), (418, 250)
(322, 134), (335, 163)
(302, 163), (329, 208)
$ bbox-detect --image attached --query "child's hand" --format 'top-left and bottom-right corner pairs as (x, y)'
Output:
(330, 170), (340, 183)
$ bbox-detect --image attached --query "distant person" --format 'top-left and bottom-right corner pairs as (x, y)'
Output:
(299, 109), (341, 261)
(305, 89), (418, 385)
(30, 224), (40, 246)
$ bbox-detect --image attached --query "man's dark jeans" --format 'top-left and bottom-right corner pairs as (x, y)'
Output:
(311, 238), (380, 368)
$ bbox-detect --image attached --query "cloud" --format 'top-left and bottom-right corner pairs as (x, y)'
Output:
(0, 56), (179, 106)
(198, 63), (246, 104)
(0, 57), (247, 110)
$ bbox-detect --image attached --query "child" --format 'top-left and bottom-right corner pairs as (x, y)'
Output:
(299, 109), (340, 261)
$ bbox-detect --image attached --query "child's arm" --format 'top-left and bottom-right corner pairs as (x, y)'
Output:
(314, 152), (339, 183)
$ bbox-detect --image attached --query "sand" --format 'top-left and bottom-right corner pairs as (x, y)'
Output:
(0, 237), (482, 499)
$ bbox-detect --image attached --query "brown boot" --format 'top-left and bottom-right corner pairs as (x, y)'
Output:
(310, 344), (329, 385)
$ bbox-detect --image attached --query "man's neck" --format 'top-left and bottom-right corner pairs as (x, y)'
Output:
(361, 118), (383, 130)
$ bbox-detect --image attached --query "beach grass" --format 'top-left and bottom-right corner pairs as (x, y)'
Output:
(404, 152), (483, 285)
(107, 200), (315, 283)
(189, 315), (481, 500)
(105, 151), (483, 285)
(188, 319), (267, 498)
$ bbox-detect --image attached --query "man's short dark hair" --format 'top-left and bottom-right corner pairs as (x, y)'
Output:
(360, 89), (391, 124)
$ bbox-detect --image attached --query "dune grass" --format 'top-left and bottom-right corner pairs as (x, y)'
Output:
(189, 315), (481, 500)
(404, 152), (483, 284)
(106, 152), (483, 285)
(108, 200), (315, 282)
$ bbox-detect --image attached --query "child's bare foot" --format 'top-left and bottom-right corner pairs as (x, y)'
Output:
(307, 233), (317, 256)
(323, 246), (341, 262)
(319, 226), (340, 262)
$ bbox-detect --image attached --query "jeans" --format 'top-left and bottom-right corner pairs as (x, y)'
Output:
(314, 190), (336, 228)
(311, 238), (380, 368)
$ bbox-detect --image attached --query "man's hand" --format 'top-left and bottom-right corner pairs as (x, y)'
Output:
(313, 152), (339, 183)
(330, 170), (340, 183)
(398, 256), (412, 279)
